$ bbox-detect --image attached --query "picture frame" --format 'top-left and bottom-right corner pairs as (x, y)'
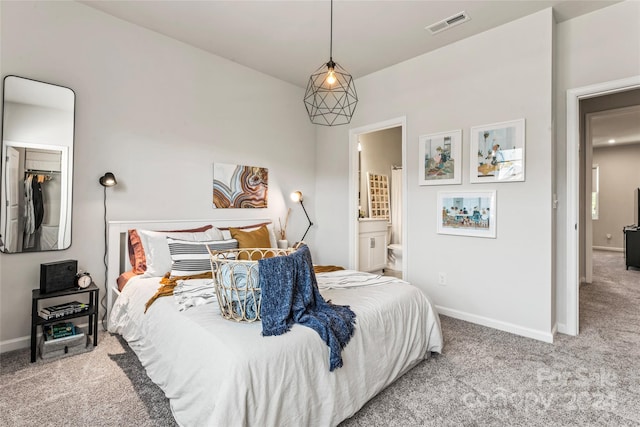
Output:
(469, 118), (525, 183)
(212, 163), (268, 208)
(418, 129), (462, 186)
(437, 190), (496, 238)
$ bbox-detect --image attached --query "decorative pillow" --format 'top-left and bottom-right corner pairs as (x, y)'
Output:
(167, 238), (239, 277)
(220, 222), (277, 248)
(139, 228), (225, 277)
(229, 225), (272, 260)
(116, 270), (138, 292)
(229, 225), (271, 248)
(128, 225), (217, 274)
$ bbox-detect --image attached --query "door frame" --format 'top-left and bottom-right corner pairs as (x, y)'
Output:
(348, 116), (407, 277)
(565, 75), (640, 336)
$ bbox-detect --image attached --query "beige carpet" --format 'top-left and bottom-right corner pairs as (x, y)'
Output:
(1, 250), (638, 426)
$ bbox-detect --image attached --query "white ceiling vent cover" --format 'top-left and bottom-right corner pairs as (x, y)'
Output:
(426, 11), (470, 35)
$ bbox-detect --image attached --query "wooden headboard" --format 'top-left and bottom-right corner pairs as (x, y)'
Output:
(106, 218), (272, 326)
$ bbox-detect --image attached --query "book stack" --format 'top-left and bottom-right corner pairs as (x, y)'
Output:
(39, 301), (89, 320)
(43, 322), (77, 341)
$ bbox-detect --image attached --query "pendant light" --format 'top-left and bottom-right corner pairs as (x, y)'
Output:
(304, 0), (358, 126)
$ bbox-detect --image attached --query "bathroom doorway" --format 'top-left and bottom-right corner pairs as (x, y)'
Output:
(348, 117), (406, 279)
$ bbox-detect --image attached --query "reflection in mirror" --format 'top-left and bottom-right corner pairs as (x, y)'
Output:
(1, 76), (75, 253)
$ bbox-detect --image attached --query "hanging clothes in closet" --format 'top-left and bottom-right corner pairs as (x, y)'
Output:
(23, 173), (46, 249)
(32, 175), (44, 230)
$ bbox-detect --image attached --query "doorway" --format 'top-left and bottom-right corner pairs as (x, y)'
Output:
(565, 76), (640, 335)
(348, 117), (407, 278)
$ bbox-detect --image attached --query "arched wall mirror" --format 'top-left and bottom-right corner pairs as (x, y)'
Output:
(1, 76), (75, 253)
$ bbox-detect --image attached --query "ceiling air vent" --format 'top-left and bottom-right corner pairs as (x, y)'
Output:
(425, 11), (470, 35)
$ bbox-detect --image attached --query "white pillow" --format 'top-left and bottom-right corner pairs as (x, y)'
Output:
(138, 228), (224, 277)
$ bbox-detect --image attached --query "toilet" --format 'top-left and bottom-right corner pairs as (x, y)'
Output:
(387, 243), (403, 271)
(386, 224), (402, 271)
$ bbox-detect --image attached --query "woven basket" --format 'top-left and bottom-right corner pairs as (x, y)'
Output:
(208, 248), (293, 322)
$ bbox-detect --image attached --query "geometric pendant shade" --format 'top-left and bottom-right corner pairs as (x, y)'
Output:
(303, 0), (358, 126)
(304, 60), (358, 126)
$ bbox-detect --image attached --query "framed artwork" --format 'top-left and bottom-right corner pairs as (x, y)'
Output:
(469, 118), (525, 183)
(418, 129), (462, 186)
(367, 172), (390, 219)
(212, 163), (268, 208)
(437, 190), (496, 238)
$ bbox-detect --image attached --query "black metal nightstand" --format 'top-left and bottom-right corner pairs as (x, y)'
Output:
(30, 283), (99, 362)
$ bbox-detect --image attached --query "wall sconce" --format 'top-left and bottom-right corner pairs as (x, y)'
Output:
(99, 172), (117, 330)
(99, 172), (117, 187)
(291, 191), (313, 242)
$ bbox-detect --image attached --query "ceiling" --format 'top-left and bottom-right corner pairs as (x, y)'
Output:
(591, 105), (640, 148)
(79, 0), (621, 88)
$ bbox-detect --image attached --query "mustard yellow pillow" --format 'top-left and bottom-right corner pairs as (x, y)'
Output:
(229, 225), (272, 260)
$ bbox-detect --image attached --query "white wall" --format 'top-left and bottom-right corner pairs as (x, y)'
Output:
(554, 0), (640, 329)
(593, 144), (640, 249)
(0, 1), (315, 351)
(316, 10), (555, 341)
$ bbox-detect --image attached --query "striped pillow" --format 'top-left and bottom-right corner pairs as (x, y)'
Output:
(167, 238), (238, 277)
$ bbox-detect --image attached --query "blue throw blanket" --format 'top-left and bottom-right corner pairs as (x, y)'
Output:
(258, 245), (356, 371)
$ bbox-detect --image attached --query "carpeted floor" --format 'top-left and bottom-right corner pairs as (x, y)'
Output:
(1, 250), (638, 426)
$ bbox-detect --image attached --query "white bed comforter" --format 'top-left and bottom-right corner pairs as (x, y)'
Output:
(109, 271), (443, 427)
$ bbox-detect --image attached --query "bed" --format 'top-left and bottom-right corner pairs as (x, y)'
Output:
(106, 219), (443, 427)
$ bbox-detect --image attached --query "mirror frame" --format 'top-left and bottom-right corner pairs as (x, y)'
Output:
(1, 75), (75, 253)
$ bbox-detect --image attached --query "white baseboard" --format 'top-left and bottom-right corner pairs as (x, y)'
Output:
(0, 321), (90, 354)
(557, 322), (571, 335)
(436, 305), (554, 343)
(0, 335), (31, 353)
(592, 246), (623, 252)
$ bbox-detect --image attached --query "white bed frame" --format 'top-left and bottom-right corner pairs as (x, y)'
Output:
(106, 218), (273, 328)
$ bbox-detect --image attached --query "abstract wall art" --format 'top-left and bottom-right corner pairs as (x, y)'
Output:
(212, 163), (268, 208)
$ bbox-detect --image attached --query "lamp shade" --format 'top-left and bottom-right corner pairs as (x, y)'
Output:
(304, 61), (357, 126)
(303, 0), (357, 126)
(290, 191), (303, 202)
(99, 172), (117, 187)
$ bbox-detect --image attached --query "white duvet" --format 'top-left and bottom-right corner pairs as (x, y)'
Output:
(109, 271), (443, 427)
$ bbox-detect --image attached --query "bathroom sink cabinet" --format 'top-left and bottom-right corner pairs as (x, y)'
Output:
(358, 219), (388, 273)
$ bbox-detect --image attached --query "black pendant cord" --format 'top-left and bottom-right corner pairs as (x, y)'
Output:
(329, 0), (333, 62)
(101, 186), (108, 331)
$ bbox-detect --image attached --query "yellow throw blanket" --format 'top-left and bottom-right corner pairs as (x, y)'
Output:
(313, 265), (345, 273)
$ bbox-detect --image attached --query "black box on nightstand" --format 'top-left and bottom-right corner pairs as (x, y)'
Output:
(40, 260), (77, 294)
